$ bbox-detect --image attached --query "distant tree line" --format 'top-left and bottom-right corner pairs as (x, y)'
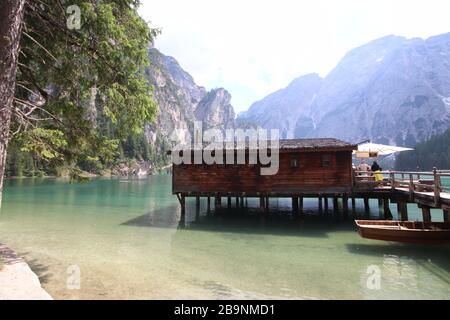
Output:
(5, 128), (171, 177)
(395, 128), (450, 171)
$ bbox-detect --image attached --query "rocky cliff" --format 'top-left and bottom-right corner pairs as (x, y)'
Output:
(238, 33), (450, 146)
(195, 88), (235, 131)
(145, 48), (236, 152)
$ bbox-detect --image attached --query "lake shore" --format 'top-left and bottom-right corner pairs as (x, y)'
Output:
(0, 243), (52, 300)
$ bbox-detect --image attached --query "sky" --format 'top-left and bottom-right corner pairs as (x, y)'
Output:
(138, 0), (450, 114)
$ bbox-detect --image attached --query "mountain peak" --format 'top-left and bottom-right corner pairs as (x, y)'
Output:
(237, 32), (450, 145)
(287, 73), (323, 89)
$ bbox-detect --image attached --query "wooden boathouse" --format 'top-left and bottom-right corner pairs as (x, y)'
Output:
(172, 139), (356, 195)
(169, 138), (450, 223)
(170, 138), (357, 215)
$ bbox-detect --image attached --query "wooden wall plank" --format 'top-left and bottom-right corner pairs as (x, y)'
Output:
(173, 151), (353, 195)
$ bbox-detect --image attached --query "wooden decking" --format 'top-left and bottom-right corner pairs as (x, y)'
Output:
(352, 169), (450, 222)
(353, 170), (450, 208)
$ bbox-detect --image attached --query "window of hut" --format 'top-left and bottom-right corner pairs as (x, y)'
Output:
(321, 154), (332, 168)
(290, 155), (299, 168)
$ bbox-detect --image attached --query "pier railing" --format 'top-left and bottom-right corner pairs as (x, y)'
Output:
(353, 169), (450, 206)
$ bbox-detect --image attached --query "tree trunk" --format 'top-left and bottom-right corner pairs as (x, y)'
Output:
(0, 0), (25, 207)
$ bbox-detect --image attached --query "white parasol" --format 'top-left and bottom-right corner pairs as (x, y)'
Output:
(355, 142), (414, 157)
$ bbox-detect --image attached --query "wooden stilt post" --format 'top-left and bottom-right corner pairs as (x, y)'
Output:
(343, 196), (349, 218)
(259, 197), (265, 211)
(195, 196), (200, 220)
(433, 168), (441, 208)
(178, 213), (186, 229)
(181, 195), (186, 216)
(215, 196), (221, 211)
(265, 197), (269, 215)
(351, 197), (356, 213)
(383, 198), (393, 220)
(299, 197), (304, 213)
(292, 197), (299, 215)
(333, 197), (339, 213)
(409, 173), (415, 201)
(236, 197), (240, 208)
(422, 206), (432, 223)
(207, 196), (211, 214)
(227, 197), (232, 210)
(324, 197), (329, 213)
(240, 197), (244, 209)
(318, 197), (323, 214)
(378, 198), (383, 216)
(443, 209), (450, 222)
(364, 197), (370, 213)
(397, 201), (408, 221)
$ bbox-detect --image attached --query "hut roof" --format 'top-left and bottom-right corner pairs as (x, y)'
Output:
(167, 138), (356, 154)
(278, 138), (356, 150)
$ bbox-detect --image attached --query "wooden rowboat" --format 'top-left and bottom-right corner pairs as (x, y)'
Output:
(355, 220), (450, 244)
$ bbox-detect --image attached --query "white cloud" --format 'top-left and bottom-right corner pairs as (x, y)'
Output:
(139, 0), (450, 113)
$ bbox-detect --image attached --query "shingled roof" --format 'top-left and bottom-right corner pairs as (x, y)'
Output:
(167, 138), (356, 154)
(278, 138), (356, 150)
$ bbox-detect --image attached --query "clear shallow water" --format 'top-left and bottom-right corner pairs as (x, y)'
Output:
(0, 176), (449, 300)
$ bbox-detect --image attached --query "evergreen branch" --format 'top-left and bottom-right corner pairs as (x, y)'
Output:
(13, 98), (61, 124)
(18, 66), (50, 100)
(22, 31), (58, 62)
(16, 82), (40, 98)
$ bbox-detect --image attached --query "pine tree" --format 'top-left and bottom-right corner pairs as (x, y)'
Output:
(395, 128), (450, 170)
(0, 0), (26, 206)
(0, 1), (160, 199)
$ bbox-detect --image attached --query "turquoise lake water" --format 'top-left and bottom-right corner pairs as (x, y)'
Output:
(0, 176), (449, 299)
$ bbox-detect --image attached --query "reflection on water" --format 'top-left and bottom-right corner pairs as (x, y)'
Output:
(0, 176), (449, 299)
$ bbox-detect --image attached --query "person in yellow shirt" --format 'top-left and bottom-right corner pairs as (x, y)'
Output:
(371, 161), (384, 181)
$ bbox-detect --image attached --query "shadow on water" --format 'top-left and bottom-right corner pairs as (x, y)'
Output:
(120, 205), (181, 229)
(121, 204), (363, 238)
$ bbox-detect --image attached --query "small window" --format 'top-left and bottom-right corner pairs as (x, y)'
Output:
(322, 154), (332, 168)
(290, 155), (299, 168)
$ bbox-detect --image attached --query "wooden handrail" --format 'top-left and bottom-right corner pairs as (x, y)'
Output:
(353, 170), (450, 178)
(352, 169), (450, 206)
(389, 171), (434, 175)
(354, 170), (433, 175)
(390, 172), (395, 190)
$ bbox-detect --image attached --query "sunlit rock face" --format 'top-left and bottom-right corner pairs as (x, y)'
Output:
(195, 88), (235, 131)
(238, 33), (450, 147)
(144, 48), (237, 151)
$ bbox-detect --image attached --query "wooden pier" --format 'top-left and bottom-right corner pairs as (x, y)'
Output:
(352, 169), (450, 222)
(169, 139), (450, 223)
(175, 169), (450, 223)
